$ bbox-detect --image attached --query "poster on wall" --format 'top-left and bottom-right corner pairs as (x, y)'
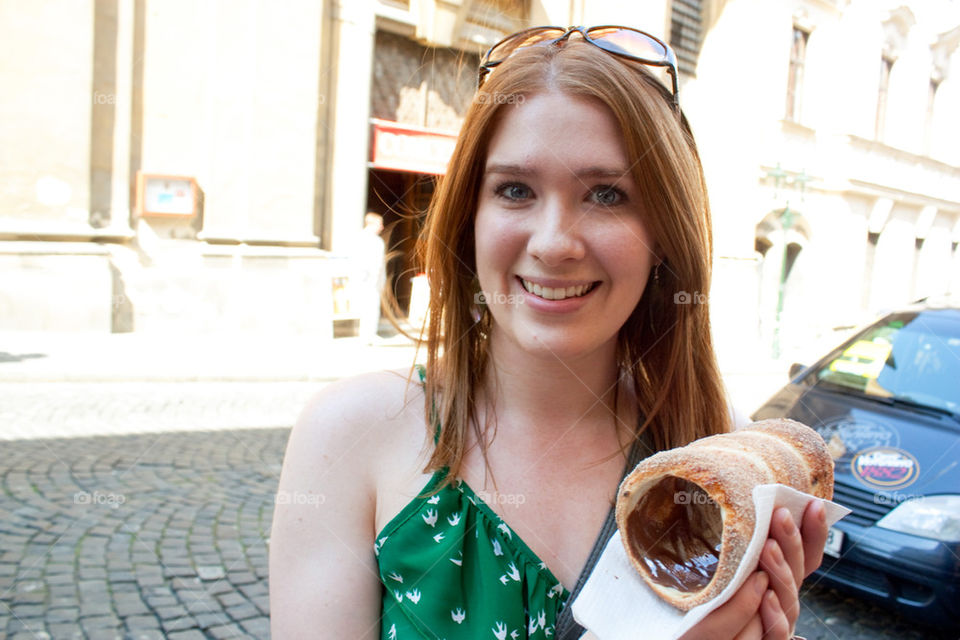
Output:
(136, 172), (198, 217)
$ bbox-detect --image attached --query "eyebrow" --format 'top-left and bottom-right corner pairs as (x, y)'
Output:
(484, 163), (632, 179)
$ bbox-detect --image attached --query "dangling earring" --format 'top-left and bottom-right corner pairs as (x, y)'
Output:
(648, 263), (661, 334)
(470, 276), (486, 324)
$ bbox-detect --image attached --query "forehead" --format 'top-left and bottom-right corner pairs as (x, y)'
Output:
(484, 91), (631, 176)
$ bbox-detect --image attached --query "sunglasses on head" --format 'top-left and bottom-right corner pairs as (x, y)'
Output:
(478, 25), (680, 109)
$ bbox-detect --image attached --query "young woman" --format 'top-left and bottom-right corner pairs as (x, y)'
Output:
(269, 26), (828, 640)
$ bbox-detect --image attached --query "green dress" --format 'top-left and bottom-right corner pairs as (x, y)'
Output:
(376, 365), (649, 639)
(376, 463), (569, 639)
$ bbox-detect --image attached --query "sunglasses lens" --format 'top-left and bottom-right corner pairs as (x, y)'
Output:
(588, 27), (668, 63)
(486, 28), (566, 65)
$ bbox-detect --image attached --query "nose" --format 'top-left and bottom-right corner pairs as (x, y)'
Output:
(526, 199), (586, 266)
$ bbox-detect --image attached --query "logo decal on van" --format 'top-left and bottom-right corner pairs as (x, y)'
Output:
(851, 447), (919, 490)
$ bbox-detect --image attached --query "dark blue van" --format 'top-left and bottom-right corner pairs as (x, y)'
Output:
(752, 301), (960, 631)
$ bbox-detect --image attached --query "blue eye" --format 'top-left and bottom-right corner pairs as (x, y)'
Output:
(591, 186), (626, 206)
(495, 182), (532, 201)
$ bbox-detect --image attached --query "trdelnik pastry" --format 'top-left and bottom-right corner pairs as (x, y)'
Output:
(614, 418), (834, 611)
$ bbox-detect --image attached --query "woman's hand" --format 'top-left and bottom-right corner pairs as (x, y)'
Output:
(678, 499), (829, 640)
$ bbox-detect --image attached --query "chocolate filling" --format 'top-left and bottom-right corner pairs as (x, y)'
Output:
(626, 476), (723, 592)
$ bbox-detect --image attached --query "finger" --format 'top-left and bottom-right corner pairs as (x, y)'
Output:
(678, 572), (768, 640)
(771, 506), (805, 587)
(800, 498), (829, 578)
(760, 589), (792, 640)
(759, 539), (799, 630)
(732, 614), (763, 640)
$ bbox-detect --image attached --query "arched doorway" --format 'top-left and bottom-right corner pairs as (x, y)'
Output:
(755, 209), (811, 359)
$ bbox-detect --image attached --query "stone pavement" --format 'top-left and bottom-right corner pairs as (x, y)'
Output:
(0, 331), (955, 639)
(1, 426), (286, 639)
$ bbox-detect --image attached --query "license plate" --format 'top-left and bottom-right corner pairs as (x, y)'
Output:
(824, 527), (844, 558)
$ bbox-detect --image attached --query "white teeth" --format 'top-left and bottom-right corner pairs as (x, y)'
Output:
(521, 279), (594, 301)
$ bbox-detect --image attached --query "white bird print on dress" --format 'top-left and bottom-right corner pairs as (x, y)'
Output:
(499, 574), (509, 585)
(427, 494), (441, 504)
(505, 562), (520, 581)
(537, 610), (546, 629)
(491, 539), (503, 556)
(511, 629), (520, 639)
(451, 608), (465, 624)
(528, 616), (539, 634)
(373, 536), (388, 556)
(423, 509), (438, 527)
(394, 590), (403, 602)
(387, 571), (403, 583)
(497, 522), (512, 538)
(433, 532), (445, 543)
(538, 561), (546, 570)
(388, 624), (397, 640)
(447, 513), (461, 526)
(492, 621), (507, 640)
(406, 588), (421, 604)
(548, 583), (564, 598)
(450, 551), (463, 566)
(544, 626), (554, 637)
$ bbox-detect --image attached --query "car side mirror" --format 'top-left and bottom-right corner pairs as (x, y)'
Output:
(789, 363), (807, 379)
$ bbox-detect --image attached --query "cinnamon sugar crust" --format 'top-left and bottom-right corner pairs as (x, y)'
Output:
(615, 418), (834, 610)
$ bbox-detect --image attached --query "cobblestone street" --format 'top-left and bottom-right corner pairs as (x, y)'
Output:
(0, 382), (955, 639)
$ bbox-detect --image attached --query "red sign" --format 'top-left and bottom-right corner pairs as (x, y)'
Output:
(370, 119), (458, 175)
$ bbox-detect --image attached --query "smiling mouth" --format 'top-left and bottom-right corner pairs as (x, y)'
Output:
(520, 278), (598, 301)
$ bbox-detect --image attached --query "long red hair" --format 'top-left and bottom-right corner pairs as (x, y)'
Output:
(415, 38), (730, 484)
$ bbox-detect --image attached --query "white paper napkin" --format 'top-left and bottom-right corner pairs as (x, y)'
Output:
(571, 484), (851, 640)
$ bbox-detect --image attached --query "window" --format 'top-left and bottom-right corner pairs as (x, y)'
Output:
(785, 27), (810, 121)
(813, 312), (960, 416)
(875, 54), (895, 141)
(670, 0), (704, 77)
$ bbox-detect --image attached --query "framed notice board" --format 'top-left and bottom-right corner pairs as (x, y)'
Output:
(135, 172), (198, 217)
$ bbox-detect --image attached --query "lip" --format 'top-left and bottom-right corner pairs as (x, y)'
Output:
(515, 275), (600, 312)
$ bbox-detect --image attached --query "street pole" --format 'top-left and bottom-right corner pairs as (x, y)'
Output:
(771, 168), (807, 360)
(773, 204), (793, 359)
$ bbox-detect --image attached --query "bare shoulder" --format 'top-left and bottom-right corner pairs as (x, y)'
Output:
(292, 367), (428, 481)
(269, 367), (427, 638)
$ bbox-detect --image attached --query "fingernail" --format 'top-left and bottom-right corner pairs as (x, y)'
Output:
(771, 541), (784, 564)
(817, 499), (827, 522)
(782, 510), (797, 534)
(755, 572), (769, 595)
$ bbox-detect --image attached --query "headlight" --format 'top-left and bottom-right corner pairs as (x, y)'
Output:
(876, 495), (960, 542)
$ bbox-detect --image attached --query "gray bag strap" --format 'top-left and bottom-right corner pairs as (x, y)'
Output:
(553, 431), (654, 640)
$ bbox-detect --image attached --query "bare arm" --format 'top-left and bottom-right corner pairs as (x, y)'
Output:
(268, 377), (385, 638)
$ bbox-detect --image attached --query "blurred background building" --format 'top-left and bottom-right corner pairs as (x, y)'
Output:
(1, 0), (958, 363)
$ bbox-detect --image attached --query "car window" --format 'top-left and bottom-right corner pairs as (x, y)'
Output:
(813, 312), (960, 416)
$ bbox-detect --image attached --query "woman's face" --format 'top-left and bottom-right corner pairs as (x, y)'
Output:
(474, 91), (658, 362)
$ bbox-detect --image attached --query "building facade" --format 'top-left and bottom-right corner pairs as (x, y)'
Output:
(684, 0), (960, 364)
(2, 0), (958, 361)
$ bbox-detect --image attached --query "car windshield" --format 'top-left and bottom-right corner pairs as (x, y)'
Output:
(812, 310), (960, 417)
